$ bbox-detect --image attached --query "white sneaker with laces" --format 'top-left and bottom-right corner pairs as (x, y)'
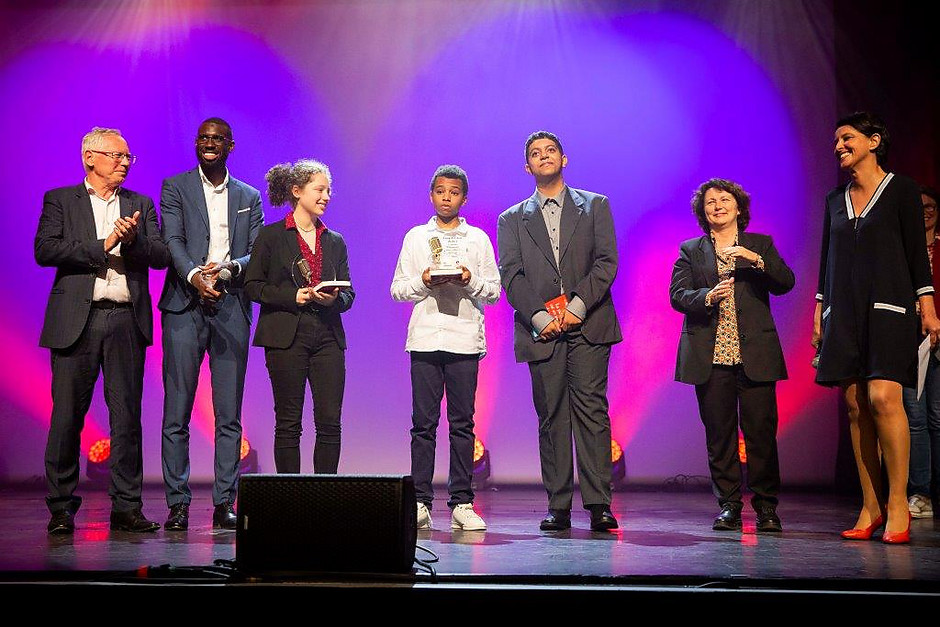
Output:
(908, 494), (934, 519)
(417, 502), (432, 530)
(451, 503), (486, 530)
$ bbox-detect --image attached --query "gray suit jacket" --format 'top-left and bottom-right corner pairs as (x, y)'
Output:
(157, 168), (263, 321)
(35, 184), (169, 349)
(497, 187), (621, 363)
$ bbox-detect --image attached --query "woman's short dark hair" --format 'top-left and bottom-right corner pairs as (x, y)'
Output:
(836, 111), (891, 167)
(921, 184), (940, 207)
(691, 178), (751, 234)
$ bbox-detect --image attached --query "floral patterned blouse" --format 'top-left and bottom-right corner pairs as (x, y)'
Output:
(709, 234), (764, 366)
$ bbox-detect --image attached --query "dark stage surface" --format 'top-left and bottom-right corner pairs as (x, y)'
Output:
(2, 484), (940, 584)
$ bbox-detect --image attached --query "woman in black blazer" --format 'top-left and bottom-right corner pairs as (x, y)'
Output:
(244, 160), (354, 474)
(670, 178), (794, 532)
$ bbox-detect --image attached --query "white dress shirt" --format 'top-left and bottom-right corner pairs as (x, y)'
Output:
(391, 216), (500, 355)
(85, 180), (130, 303)
(186, 167), (234, 283)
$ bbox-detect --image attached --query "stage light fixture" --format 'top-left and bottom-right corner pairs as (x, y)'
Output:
(86, 438), (110, 484)
(471, 437), (491, 489)
(738, 433), (747, 464)
(239, 435), (259, 474)
(610, 438), (627, 490)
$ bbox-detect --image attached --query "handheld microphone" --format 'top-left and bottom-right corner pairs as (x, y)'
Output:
(214, 267), (233, 293)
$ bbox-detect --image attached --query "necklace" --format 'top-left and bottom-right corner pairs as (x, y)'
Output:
(293, 212), (317, 232)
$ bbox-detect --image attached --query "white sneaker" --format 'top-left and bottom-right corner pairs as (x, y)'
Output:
(908, 494), (934, 519)
(451, 503), (486, 530)
(416, 502), (432, 530)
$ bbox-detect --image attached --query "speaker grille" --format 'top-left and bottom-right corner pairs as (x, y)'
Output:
(236, 474), (417, 575)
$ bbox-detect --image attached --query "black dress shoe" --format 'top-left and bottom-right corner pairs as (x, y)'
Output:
(755, 506), (783, 532)
(540, 509), (571, 531)
(712, 504), (743, 531)
(110, 508), (160, 532)
(213, 502), (237, 530)
(47, 510), (74, 535)
(589, 506), (619, 531)
(165, 503), (190, 531)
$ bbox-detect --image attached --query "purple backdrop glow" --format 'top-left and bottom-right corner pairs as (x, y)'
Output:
(1, 1), (838, 486)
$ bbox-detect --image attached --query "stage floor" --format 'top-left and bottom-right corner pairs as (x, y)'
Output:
(1, 484), (939, 585)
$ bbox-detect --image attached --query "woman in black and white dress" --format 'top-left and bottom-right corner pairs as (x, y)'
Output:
(814, 112), (940, 543)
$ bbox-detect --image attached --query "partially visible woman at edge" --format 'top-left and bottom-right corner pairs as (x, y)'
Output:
(814, 112), (940, 544)
(901, 185), (940, 520)
(244, 160), (354, 474)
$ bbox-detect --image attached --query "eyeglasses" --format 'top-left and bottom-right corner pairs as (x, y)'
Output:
(89, 150), (137, 164)
(196, 134), (232, 145)
(925, 203), (938, 215)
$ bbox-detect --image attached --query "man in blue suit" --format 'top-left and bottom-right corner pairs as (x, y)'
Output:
(498, 131), (621, 532)
(158, 117), (263, 530)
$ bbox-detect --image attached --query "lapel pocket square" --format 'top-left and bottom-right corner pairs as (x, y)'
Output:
(237, 207), (251, 214)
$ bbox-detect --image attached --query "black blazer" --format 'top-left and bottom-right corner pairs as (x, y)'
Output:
(497, 187), (622, 363)
(35, 184), (170, 349)
(669, 232), (794, 385)
(244, 218), (354, 349)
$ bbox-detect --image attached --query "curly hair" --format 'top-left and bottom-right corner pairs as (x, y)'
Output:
(690, 178), (751, 234)
(265, 159), (332, 208)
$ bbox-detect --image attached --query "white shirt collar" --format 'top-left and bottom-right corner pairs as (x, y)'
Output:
(425, 216), (468, 234)
(84, 178), (120, 202)
(199, 166), (229, 193)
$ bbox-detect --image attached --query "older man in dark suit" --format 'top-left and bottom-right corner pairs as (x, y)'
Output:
(36, 127), (169, 534)
(498, 131), (622, 531)
(158, 117), (263, 531)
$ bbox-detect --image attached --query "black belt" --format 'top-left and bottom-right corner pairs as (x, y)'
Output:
(91, 300), (131, 309)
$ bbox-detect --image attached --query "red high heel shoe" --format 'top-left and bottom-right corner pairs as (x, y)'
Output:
(882, 513), (912, 544)
(841, 514), (885, 540)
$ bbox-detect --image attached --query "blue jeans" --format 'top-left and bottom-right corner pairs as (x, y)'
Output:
(903, 354), (940, 497)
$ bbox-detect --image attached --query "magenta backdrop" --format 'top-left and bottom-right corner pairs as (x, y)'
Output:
(1, 1), (841, 486)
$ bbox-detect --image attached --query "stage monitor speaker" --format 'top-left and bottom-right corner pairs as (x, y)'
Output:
(236, 474), (417, 575)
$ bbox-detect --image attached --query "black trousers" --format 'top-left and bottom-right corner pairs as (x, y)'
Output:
(264, 312), (345, 474)
(410, 351), (479, 510)
(694, 365), (781, 509)
(528, 333), (613, 511)
(45, 305), (146, 514)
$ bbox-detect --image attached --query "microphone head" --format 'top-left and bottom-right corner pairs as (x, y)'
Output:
(218, 267), (233, 281)
(297, 259), (312, 281)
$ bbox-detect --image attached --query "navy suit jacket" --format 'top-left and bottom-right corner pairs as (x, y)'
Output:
(157, 168), (263, 320)
(35, 184), (170, 349)
(498, 187), (621, 363)
(669, 232), (794, 385)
